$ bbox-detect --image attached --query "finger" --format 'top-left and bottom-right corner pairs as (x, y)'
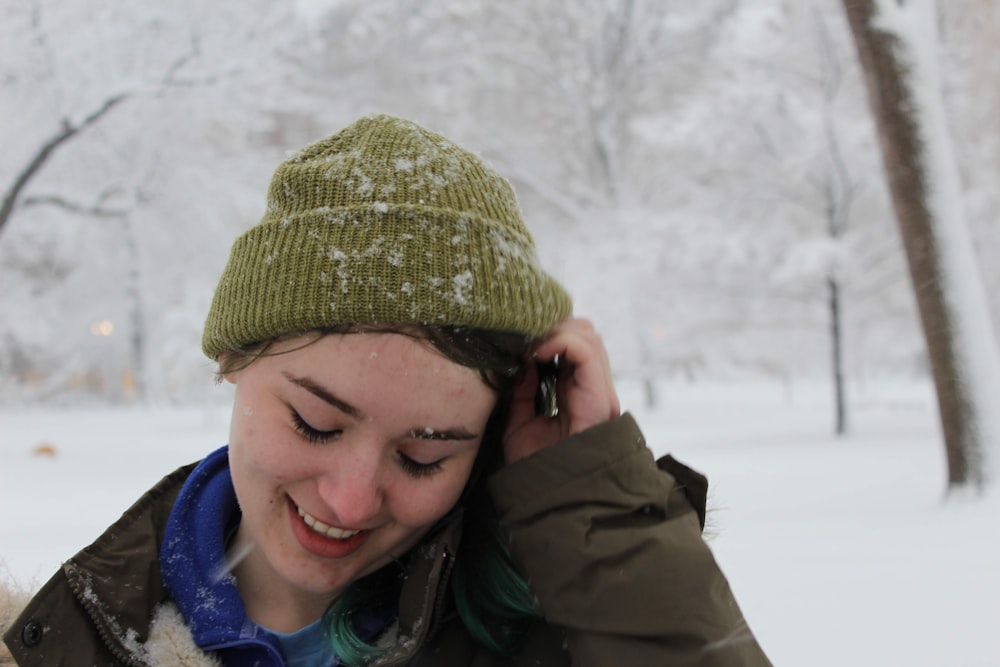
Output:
(542, 322), (614, 402)
(531, 318), (597, 366)
(533, 319), (620, 426)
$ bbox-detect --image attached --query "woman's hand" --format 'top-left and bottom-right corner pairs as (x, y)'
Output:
(502, 318), (621, 464)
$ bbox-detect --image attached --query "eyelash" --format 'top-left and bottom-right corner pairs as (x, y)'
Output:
(397, 454), (443, 479)
(291, 410), (342, 444)
(290, 409), (444, 478)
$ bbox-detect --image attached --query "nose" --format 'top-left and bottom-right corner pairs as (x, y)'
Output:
(315, 439), (386, 527)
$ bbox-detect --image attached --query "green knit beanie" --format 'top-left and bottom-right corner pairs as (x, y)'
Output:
(202, 114), (572, 359)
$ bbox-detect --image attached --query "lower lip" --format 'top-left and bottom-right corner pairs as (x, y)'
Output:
(287, 498), (368, 559)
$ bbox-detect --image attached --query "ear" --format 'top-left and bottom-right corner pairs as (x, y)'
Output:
(217, 352), (238, 385)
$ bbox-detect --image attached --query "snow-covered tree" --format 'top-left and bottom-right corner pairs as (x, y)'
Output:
(718, 2), (916, 433)
(937, 0), (1000, 335)
(841, 0), (1000, 492)
(5, 0), (999, 418)
(0, 0), (306, 403)
(300, 0), (743, 403)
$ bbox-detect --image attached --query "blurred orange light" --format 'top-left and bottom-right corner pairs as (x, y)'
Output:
(90, 320), (115, 336)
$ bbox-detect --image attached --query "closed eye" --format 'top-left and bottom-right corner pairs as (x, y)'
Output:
(290, 410), (342, 444)
(397, 452), (444, 478)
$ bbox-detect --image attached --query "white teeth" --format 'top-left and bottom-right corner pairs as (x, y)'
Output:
(297, 505), (361, 540)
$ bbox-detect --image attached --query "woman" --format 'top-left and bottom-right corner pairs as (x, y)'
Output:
(2, 115), (771, 666)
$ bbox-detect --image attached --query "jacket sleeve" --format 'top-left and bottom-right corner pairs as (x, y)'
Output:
(488, 413), (772, 667)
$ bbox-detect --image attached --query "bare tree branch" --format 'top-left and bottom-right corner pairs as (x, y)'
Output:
(0, 93), (127, 235)
(20, 193), (128, 219)
(0, 11), (238, 240)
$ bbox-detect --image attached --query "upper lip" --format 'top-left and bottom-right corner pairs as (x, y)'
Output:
(295, 502), (363, 539)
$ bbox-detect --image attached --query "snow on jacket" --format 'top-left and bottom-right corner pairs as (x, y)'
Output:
(1, 414), (772, 666)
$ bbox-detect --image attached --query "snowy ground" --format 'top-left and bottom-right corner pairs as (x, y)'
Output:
(2, 380), (997, 666)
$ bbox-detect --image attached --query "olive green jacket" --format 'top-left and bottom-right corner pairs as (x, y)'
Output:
(2, 414), (771, 666)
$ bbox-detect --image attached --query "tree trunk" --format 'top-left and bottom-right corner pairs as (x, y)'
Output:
(119, 213), (146, 403)
(841, 0), (1000, 491)
(828, 276), (847, 436)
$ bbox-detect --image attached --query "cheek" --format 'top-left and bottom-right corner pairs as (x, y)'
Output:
(390, 467), (474, 528)
(229, 416), (292, 487)
(230, 396), (283, 458)
(391, 491), (458, 529)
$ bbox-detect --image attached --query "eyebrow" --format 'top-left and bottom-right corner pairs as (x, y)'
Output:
(282, 372), (480, 441)
(409, 426), (478, 442)
(283, 373), (362, 419)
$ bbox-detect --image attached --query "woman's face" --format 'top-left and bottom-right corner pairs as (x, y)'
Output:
(224, 332), (497, 612)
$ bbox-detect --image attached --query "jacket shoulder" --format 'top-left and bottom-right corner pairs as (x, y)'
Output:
(487, 414), (773, 666)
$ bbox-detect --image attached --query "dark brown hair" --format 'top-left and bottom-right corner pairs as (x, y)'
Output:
(216, 324), (534, 396)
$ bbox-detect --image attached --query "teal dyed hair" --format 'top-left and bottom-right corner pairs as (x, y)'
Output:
(327, 574), (396, 665)
(448, 495), (543, 654)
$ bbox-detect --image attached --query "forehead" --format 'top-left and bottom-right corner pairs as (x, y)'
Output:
(268, 333), (497, 424)
(267, 332), (487, 388)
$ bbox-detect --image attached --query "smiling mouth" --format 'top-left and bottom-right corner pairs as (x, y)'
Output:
(296, 505), (362, 540)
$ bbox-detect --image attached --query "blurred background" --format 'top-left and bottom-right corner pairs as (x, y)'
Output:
(2, 0), (998, 412)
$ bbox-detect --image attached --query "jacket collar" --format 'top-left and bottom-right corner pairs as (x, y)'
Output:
(374, 512), (462, 665)
(62, 462), (195, 665)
